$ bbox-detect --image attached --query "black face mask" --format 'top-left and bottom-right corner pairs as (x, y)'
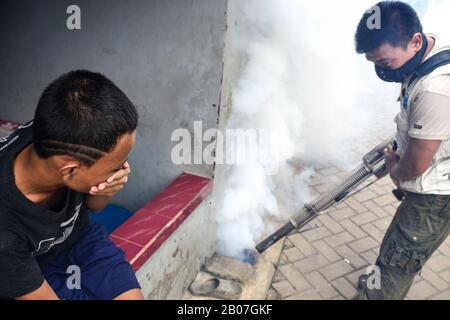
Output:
(375, 34), (429, 83)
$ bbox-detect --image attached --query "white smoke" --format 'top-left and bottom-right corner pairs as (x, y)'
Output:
(215, 0), (449, 260)
(420, 0), (450, 40)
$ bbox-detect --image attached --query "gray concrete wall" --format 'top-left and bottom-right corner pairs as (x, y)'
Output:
(210, 0), (248, 221)
(0, 0), (226, 212)
(135, 194), (215, 299)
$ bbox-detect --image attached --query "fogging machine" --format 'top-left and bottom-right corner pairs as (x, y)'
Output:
(255, 135), (404, 254)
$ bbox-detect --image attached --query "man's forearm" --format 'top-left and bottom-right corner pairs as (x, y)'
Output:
(84, 194), (113, 213)
(390, 137), (440, 183)
(390, 158), (426, 182)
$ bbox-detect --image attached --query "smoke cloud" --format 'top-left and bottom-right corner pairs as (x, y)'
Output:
(215, 0), (449, 260)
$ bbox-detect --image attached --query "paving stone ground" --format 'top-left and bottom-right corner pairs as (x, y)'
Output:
(268, 110), (450, 300)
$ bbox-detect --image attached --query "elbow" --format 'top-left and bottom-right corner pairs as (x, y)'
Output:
(86, 205), (103, 213)
(83, 202), (103, 213)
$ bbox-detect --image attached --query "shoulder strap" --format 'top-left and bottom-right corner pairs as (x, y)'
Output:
(408, 50), (450, 86)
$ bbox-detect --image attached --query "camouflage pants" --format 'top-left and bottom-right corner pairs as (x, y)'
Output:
(353, 192), (450, 300)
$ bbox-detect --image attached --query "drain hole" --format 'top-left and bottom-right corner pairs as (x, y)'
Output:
(242, 249), (258, 265)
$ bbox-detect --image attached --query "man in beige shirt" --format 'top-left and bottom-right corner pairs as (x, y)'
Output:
(353, 1), (450, 299)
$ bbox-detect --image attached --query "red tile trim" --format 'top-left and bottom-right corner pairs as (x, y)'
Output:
(0, 119), (20, 130)
(110, 172), (213, 271)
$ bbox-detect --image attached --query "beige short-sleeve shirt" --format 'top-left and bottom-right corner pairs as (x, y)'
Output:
(395, 34), (450, 194)
(408, 75), (450, 140)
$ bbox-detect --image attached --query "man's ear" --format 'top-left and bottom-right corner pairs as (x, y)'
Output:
(410, 33), (423, 52)
(51, 155), (81, 180)
(60, 164), (79, 180)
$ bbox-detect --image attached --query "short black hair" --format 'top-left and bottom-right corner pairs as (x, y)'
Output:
(33, 70), (138, 166)
(355, 1), (423, 54)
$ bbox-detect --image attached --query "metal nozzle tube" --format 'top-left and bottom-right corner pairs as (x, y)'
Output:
(255, 135), (396, 254)
(255, 222), (295, 253)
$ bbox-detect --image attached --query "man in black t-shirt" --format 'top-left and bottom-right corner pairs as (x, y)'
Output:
(0, 70), (143, 300)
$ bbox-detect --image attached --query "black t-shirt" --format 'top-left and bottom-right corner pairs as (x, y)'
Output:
(0, 121), (90, 298)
